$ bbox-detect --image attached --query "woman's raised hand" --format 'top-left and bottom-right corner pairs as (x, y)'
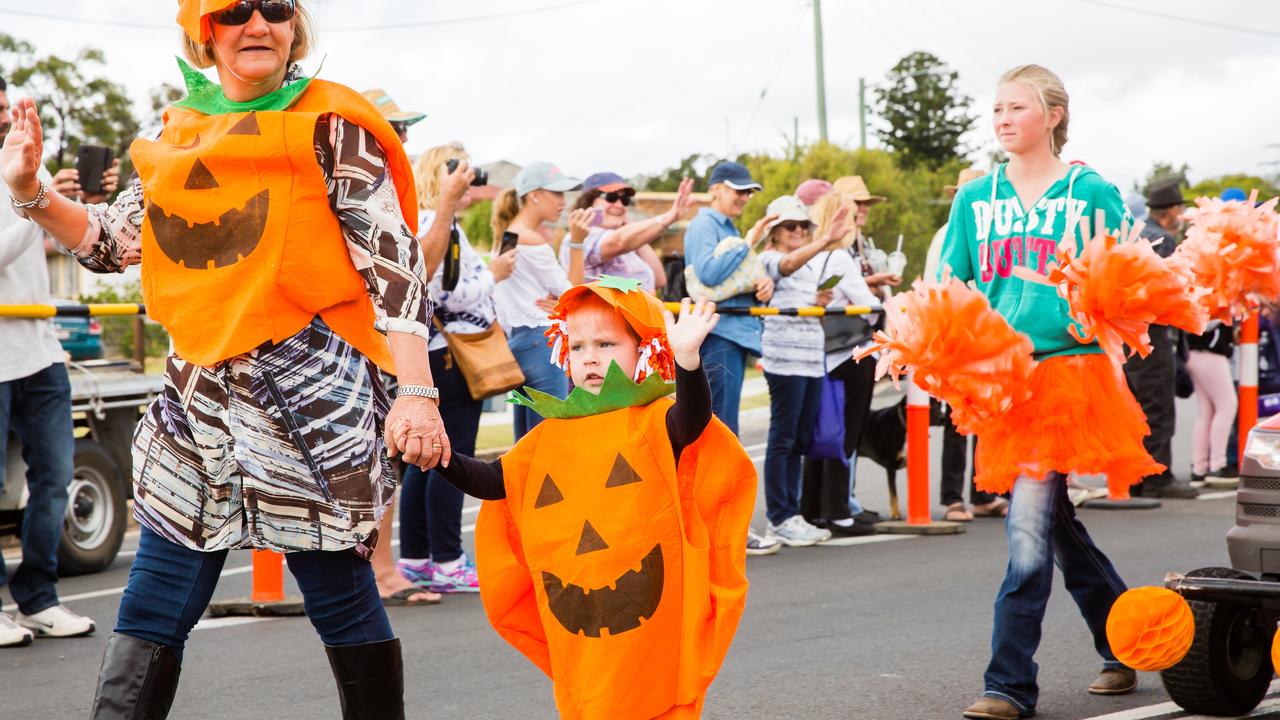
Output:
(664, 176), (695, 225)
(2, 98), (45, 199)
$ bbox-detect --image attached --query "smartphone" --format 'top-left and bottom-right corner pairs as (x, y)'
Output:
(76, 145), (114, 196)
(498, 230), (519, 256)
(817, 274), (843, 291)
(588, 209), (604, 227)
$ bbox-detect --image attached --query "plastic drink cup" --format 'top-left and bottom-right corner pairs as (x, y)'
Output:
(887, 250), (908, 277)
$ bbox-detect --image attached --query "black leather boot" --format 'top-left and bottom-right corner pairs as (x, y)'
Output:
(325, 638), (405, 720)
(89, 633), (181, 719)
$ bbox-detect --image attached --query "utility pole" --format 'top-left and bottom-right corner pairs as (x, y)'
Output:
(812, 0), (828, 143)
(858, 77), (868, 148)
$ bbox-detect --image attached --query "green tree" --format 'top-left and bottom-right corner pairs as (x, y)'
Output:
(874, 51), (977, 169)
(1186, 174), (1280, 203)
(80, 281), (170, 359)
(460, 200), (494, 251)
(637, 153), (718, 192)
(0, 34), (140, 174)
(731, 142), (963, 281)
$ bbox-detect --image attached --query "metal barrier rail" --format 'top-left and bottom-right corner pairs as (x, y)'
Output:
(0, 303), (147, 318)
(661, 303), (877, 317)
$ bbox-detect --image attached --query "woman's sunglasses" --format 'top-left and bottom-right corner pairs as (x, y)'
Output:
(212, 0), (296, 26)
(777, 221), (811, 232)
(601, 191), (634, 207)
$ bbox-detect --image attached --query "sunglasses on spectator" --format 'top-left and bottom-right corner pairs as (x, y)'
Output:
(777, 221), (811, 232)
(601, 191), (634, 207)
(212, 0), (296, 25)
(733, 188), (756, 198)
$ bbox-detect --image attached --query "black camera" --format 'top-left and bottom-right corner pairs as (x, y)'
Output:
(446, 158), (487, 187)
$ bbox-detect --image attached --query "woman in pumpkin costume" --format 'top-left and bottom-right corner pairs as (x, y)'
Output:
(1, 2), (445, 718)
(421, 280), (756, 719)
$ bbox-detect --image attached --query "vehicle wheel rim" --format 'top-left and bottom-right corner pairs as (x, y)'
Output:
(1226, 607), (1266, 680)
(64, 468), (113, 552)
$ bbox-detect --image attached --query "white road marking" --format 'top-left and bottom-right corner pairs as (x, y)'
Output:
(1197, 490), (1239, 501)
(190, 616), (284, 633)
(818, 534), (915, 547)
(1081, 685), (1280, 719)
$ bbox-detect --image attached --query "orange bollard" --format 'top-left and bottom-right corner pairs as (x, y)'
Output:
(905, 382), (932, 526)
(207, 549), (304, 617)
(1240, 310), (1261, 462)
(251, 550), (286, 603)
(876, 375), (964, 536)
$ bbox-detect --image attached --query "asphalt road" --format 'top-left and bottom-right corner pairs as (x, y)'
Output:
(2, 395), (1269, 720)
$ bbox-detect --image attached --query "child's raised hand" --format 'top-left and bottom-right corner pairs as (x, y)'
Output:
(663, 298), (719, 371)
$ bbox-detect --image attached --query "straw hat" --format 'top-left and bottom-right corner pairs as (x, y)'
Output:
(944, 168), (987, 198)
(832, 176), (886, 205)
(361, 89), (426, 126)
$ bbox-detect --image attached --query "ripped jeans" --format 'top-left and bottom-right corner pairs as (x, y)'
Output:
(983, 473), (1127, 714)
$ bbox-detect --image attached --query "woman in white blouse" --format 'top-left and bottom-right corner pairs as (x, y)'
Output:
(491, 161), (583, 440)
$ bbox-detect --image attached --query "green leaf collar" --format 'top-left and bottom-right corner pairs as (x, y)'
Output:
(171, 57), (311, 115)
(508, 361), (673, 419)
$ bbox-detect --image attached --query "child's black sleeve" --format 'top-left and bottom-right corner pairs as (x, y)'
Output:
(436, 453), (507, 500)
(667, 364), (713, 462)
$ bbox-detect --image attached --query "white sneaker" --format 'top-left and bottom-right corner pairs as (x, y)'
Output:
(0, 614), (34, 648)
(764, 515), (832, 547)
(746, 530), (782, 556)
(16, 605), (95, 638)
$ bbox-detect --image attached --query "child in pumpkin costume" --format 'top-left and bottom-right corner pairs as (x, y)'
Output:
(427, 279), (756, 719)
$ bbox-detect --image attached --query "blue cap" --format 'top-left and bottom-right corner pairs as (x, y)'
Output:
(1221, 187), (1247, 202)
(707, 161), (762, 191)
(582, 172), (632, 193)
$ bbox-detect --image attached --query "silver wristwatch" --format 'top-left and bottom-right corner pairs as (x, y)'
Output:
(397, 384), (440, 403)
(10, 181), (50, 211)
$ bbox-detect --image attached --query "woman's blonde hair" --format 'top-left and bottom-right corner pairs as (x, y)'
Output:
(413, 142), (469, 211)
(810, 192), (851, 249)
(491, 189), (524, 240)
(1000, 64), (1069, 157)
(183, 1), (317, 69)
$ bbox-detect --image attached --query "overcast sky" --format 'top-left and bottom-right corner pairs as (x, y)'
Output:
(5, 0), (1279, 194)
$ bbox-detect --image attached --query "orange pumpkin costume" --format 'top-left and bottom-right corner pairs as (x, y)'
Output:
(130, 65), (416, 372)
(474, 279), (756, 719)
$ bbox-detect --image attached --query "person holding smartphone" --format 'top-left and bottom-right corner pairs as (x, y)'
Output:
(757, 195), (866, 546)
(388, 143), (515, 599)
(50, 146), (120, 205)
(560, 172), (693, 291)
(491, 161), (582, 441)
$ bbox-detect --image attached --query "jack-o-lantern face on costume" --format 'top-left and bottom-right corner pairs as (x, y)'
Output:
(145, 112), (274, 270)
(535, 454), (666, 637)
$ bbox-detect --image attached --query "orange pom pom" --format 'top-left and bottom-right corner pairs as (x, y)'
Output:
(1176, 191), (1280, 324)
(1106, 587), (1195, 672)
(1042, 224), (1208, 364)
(864, 276), (1036, 436)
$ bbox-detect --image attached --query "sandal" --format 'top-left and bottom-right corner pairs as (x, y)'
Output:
(380, 587), (442, 607)
(944, 503), (974, 522)
(972, 498), (1009, 518)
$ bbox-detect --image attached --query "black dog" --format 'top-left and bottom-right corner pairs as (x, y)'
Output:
(856, 396), (947, 520)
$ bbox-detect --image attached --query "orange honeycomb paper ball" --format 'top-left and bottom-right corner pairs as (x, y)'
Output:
(1106, 587), (1195, 672)
(1272, 626), (1280, 676)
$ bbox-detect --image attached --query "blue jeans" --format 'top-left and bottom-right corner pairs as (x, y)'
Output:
(984, 473), (1127, 714)
(0, 363), (73, 615)
(115, 527), (393, 663)
(508, 325), (568, 441)
(400, 348), (482, 564)
(700, 334), (750, 435)
(763, 372), (823, 525)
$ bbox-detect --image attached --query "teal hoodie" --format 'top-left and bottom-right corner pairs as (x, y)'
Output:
(937, 163), (1131, 360)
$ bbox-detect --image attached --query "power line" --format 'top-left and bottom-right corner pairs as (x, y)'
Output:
(0, 1), (602, 33)
(1069, 0), (1280, 39)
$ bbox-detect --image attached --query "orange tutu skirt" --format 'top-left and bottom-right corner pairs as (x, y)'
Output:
(973, 353), (1163, 498)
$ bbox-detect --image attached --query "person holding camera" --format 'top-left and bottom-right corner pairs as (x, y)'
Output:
(2, 2), (449, 716)
(393, 143), (515, 596)
(0, 75), (106, 649)
(560, 172), (693, 291)
(491, 161), (583, 441)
